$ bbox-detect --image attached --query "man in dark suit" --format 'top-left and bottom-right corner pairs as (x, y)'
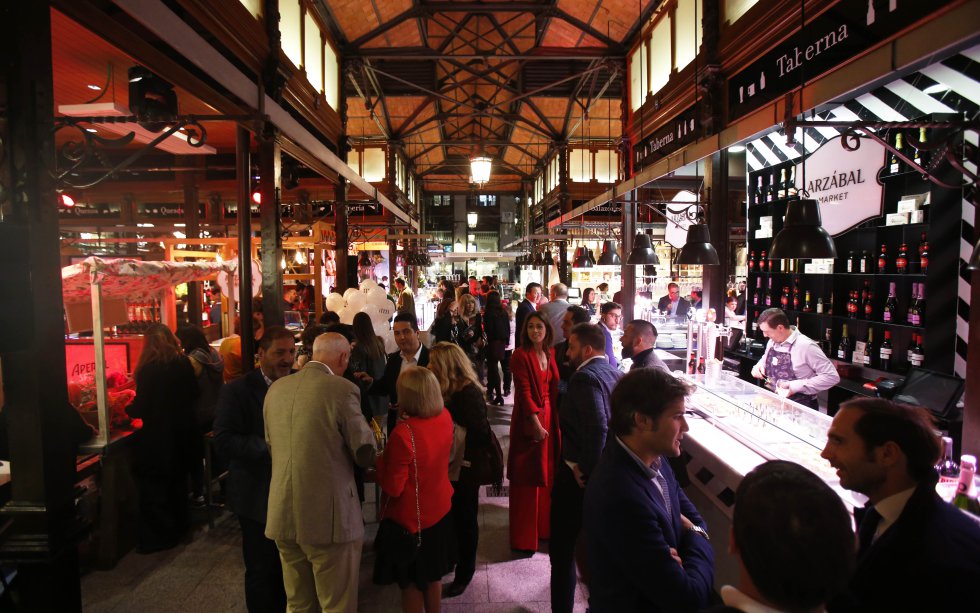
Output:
(514, 282), (542, 341)
(555, 306), (592, 390)
(821, 398), (980, 611)
(551, 323), (623, 613)
(584, 368), (714, 612)
(621, 320), (670, 372)
(355, 311), (429, 434)
(657, 282), (690, 320)
(213, 326), (296, 613)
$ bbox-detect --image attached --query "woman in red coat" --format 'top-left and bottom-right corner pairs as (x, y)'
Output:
(507, 311), (559, 553)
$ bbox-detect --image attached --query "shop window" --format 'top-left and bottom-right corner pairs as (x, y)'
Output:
(570, 148), (589, 182)
(280, 0), (302, 69)
(674, 0), (703, 71)
(649, 15), (672, 95)
(324, 43), (339, 111)
(594, 149), (617, 183)
(724, 0), (758, 24)
(432, 195), (450, 207)
(477, 195), (497, 207)
(361, 147), (385, 182)
(304, 13), (323, 93)
(239, 0), (262, 18)
(629, 40), (649, 111)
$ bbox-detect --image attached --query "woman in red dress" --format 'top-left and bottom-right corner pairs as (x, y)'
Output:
(507, 311), (559, 553)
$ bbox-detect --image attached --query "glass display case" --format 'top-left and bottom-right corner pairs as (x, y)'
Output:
(682, 372), (863, 508)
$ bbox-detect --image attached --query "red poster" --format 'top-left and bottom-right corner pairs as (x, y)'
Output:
(65, 341), (131, 382)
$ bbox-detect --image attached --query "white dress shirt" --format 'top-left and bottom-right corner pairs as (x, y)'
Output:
(754, 327), (840, 396)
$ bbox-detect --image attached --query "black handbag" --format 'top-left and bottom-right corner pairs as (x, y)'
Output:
(375, 423), (421, 564)
(468, 427), (504, 486)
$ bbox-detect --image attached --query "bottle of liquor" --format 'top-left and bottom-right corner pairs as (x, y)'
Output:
(697, 356), (706, 374)
(907, 283), (918, 325)
(914, 127), (927, 167)
(936, 436), (959, 480)
(765, 278), (773, 307)
(918, 233), (929, 275)
(777, 168), (788, 199)
(752, 310), (760, 333)
(804, 290), (813, 312)
(863, 287), (874, 320)
(780, 286), (790, 309)
(906, 334), (916, 368)
(859, 250), (869, 273)
(748, 250), (756, 272)
(916, 284), (926, 326)
(952, 455), (980, 516)
(755, 276), (763, 305)
(827, 293), (834, 316)
(816, 296), (824, 314)
(883, 282), (897, 323)
(847, 290), (859, 318)
(889, 132), (904, 175)
(910, 334), (924, 367)
(755, 175), (765, 204)
(787, 165), (797, 196)
(838, 324), (852, 362)
(846, 250), (855, 273)
(767, 170), (777, 202)
(877, 244), (889, 273)
(864, 328), (876, 368)
(821, 328), (833, 358)
(760, 250), (768, 272)
(879, 330), (893, 371)
(792, 281), (800, 310)
(688, 351), (697, 375)
(896, 243), (909, 274)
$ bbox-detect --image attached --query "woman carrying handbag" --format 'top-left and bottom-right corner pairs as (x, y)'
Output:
(373, 366), (455, 612)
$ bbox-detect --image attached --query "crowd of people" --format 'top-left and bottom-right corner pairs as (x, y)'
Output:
(125, 278), (979, 613)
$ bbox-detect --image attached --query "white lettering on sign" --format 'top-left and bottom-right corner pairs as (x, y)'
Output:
(777, 25), (850, 78)
(794, 137), (884, 236)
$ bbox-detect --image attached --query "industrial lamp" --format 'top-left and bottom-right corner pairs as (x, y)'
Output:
(573, 247), (592, 268)
(967, 237), (980, 271)
(627, 233), (660, 265)
(769, 198), (837, 260)
(543, 250), (555, 266)
(677, 224), (721, 265)
(470, 156), (492, 186)
(597, 240), (621, 266)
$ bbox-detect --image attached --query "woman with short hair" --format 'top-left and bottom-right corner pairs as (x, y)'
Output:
(374, 366), (455, 612)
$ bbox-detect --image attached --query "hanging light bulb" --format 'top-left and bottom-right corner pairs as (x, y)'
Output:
(280, 254), (287, 270)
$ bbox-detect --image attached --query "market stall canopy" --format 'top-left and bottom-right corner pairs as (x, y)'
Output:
(61, 256), (234, 304)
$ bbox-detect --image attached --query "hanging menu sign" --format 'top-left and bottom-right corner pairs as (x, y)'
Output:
(728, 0), (954, 122)
(794, 136), (884, 236)
(58, 203), (120, 219)
(138, 203), (206, 218)
(583, 200), (623, 220)
(635, 105), (698, 170)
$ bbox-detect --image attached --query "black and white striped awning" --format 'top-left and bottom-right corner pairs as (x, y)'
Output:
(746, 43), (980, 171)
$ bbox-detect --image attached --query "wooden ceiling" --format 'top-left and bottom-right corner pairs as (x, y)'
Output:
(330, 0), (655, 192)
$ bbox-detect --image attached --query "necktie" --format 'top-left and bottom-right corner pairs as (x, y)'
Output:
(655, 470), (671, 512)
(857, 506), (881, 554)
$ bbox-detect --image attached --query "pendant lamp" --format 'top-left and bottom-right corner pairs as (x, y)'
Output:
(677, 224), (721, 265)
(586, 248), (597, 266)
(967, 237), (980, 271)
(574, 247), (592, 268)
(532, 251), (544, 266)
(543, 250), (555, 266)
(597, 240), (622, 266)
(627, 233), (660, 265)
(769, 198), (837, 260)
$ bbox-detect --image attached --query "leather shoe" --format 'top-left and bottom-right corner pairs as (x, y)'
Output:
(444, 580), (469, 597)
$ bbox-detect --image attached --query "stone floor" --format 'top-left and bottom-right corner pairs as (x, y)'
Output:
(80, 398), (590, 612)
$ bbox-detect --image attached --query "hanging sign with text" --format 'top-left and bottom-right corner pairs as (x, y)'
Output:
(635, 105), (698, 170)
(728, 0), (954, 121)
(794, 137), (884, 236)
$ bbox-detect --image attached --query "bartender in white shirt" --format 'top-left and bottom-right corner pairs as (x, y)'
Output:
(750, 308), (840, 410)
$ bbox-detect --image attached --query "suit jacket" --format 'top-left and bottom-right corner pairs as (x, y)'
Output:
(368, 345), (430, 406)
(213, 368), (273, 523)
(396, 289), (416, 319)
(559, 359), (622, 479)
(515, 298), (536, 340)
(630, 347), (670, 373)
(841, 481), (980, 611)
(584, 441), (714, 612)
(657, 295), (691, 319)
(263, 362), (376, 545)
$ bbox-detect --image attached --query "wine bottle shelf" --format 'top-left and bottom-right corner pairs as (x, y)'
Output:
(748, 305), (925, 330)
(747, 271), (926, 278)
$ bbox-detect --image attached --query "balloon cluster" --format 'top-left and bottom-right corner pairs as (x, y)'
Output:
(325, 279), (397, 351)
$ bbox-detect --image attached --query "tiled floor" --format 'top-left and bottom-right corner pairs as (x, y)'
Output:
(81, 399), (590, 612)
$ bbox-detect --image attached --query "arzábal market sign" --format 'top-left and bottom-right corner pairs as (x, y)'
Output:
(794, 137), (884, 236)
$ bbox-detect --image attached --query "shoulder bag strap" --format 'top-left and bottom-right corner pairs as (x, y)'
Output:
(404, 422), (422, 544)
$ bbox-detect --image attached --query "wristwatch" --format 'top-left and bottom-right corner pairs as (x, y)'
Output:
(687, 524), (710, 541)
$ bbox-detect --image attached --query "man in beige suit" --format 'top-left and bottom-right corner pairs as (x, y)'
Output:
(264, 332), (377, 613)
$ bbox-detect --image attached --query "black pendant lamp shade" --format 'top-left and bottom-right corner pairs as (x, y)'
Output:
(597, 240), (622, 266)
(543, 250), (555, 266)
(677, 224), (721, 265)
(574, 247), (593, 268)
(587, 248), (597, 266)
(532, 251), (544, 266)
(967, 238), (980, 271)
(769, 198), (837, 260)
(627, 233), (660, 265)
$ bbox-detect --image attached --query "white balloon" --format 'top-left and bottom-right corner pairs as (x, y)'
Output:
(325, 292), (345, 313)
(367, 286), (388, 304)
(373, 319), (390, 338)
(359, 302), (382, 322)
(346, 291), (367, 312)
(338, 305), (355, 325)
(381, 329), (398, 353)
(374, 300), (395, 322)
(359, 279), (378, 292)
(343, 288), (360, 301)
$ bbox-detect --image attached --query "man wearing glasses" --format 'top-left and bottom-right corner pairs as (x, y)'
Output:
(598, 302), (622, 367)
(657, 283), (690, 321)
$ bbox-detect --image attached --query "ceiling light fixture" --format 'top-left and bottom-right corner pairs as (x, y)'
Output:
(626, 233), (659, 265)
(677, 224), (721, 265)
(597, 240), (622, 266)
(470, 156), (492, 187)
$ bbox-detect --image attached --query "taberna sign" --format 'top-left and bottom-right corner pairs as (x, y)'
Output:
(794, 137), (884, 236)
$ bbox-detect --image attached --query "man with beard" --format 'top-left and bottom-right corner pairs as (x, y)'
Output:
(621, 320), (669, 373)
(551, 323), (622, 613)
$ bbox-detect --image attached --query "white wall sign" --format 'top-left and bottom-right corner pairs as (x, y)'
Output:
(665, 190), (697, 248)
(794, 137), (884, 236)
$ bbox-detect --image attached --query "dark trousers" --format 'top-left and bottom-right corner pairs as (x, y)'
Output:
(550, 462), (585, 613)
(238, 515), (286, 613)
(487, 355), (503, 397)
(502, 349), (513, 393)
(451, 478), (480, 583)
(136, 471), (189, 552)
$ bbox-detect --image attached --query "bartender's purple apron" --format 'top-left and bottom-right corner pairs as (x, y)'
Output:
(764, 346), (819, 410)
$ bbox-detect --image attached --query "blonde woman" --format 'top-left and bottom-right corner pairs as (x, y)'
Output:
(427, 343), (494, 597)
(456, 293), (485, 383)
(374, 366), (454, 612)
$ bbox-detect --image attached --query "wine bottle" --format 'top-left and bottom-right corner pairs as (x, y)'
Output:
(907, 283), (918, 325)
(914, 127), (926, 167)
(910, 334), (924, 367)
(864, 328), (876, 368)
(767, 171), (777, 202)
(863, 288), (874, 320)
(859, 250), (869, 273)
(748, 250), (756, 272)
(760, 250), (768, 272)
(816, 296), (824, 314)
(688, 351), (697, 375)
(780, 286), (790, 309)
(877, 244), (889, 273)
(896, 243), (909, 274)
(879, 330), (893, 371)
(916, 284), (926, 326)
(827, 293), (834, 316)
(919, 233), (929, 275)
(821, 328), (833, 358)
(787, 165), (797, 196)
(697, 356), (706, 374)
(838, 324), (852, 362)
(752, 310), (760, 333)
(755, 175), (764, 204)
(778, 168), (787, 199)
(847, 290), (859, 319)
(883, 282), (897, 323)
(846, 250), (855, 273)
(792, 282), (800, 310)
(952, 455), (980, 516)
(803, 290), (813, 313)
(936, 436), (959, 480)
(889, 132), (904, 175)
(765, 278), (773, 307)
